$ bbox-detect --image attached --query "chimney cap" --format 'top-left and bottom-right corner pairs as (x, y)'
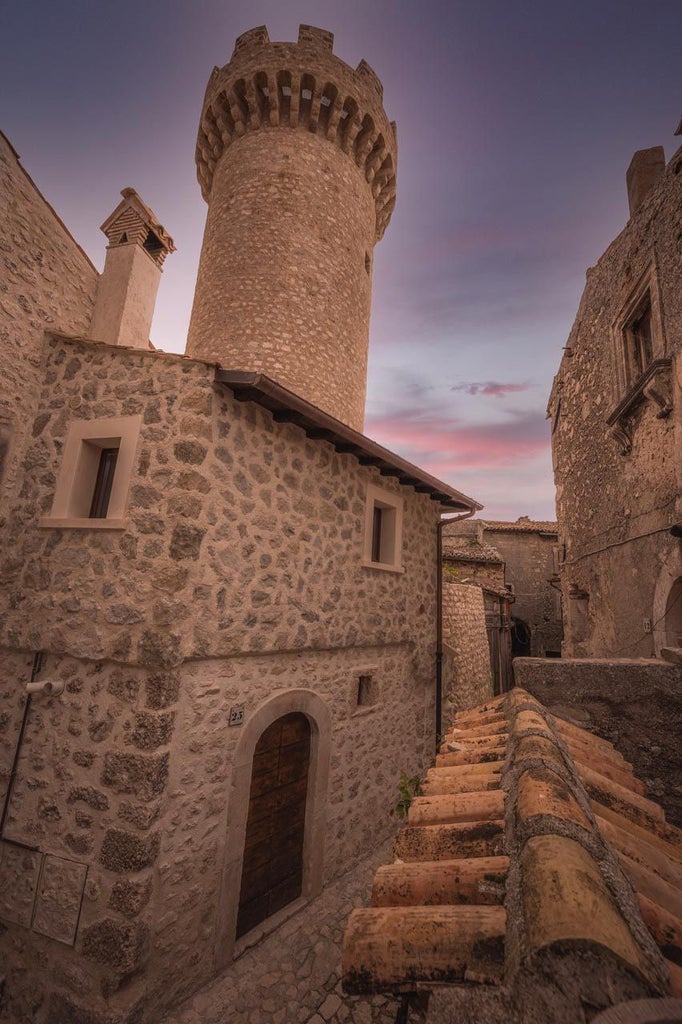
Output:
(100, 188), (176, 266)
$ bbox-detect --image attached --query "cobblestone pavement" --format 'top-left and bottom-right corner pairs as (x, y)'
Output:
(161, 840), (400, 1024)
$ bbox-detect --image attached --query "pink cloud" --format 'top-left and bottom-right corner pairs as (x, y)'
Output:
(366, 411), (550, 471)
(452, 381), (529, 398)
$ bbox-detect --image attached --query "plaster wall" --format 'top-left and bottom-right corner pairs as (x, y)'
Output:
(90, 244), (161, 350)
(0, 134), (98, 506)
(549, 148), (682, 657)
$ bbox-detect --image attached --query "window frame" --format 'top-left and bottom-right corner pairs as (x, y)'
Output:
(40, 414), (141, 530)
(362, 482), (404, 573)
(611, 263), (665, 400)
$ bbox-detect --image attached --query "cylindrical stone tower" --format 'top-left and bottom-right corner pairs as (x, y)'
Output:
(186, 24), (397, 431)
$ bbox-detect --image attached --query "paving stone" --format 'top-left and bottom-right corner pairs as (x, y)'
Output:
(158, 841), (393, 1024)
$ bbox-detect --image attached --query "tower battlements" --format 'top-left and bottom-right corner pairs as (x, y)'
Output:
(187, 24), (397, 430)
(196, 24), (397, 240)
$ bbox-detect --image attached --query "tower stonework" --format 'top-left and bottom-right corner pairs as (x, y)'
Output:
(186, 24), (397, 430)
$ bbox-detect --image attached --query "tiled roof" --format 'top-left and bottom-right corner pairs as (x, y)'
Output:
(483, 516), (558, 534)
(442, 539), (503, 563)
(343, 688), (681, 1019)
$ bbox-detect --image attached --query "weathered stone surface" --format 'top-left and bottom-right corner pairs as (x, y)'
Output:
(130, 710), (175, 750)
(68, 786), (110, 811)
(100, 829), (160, 873)
(82, 917), (149, 973)
(32, 854), (88, 944)
(144, 671), (180, 709)
(174, 441), (207, 465)
(0, 843), (41, 927)
(101, 751), (169, 801)
(169, 524), (206, 561)
(109, 876), (153, 918)
(441, 582), (493, 722)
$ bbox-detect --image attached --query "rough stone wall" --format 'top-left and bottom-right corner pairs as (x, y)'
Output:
(549, 147), (682, 657)
(187, 129), (375, 432)
(0, 334), (439, 1022)
(187, 25), (397, 432)
(0, 133), (98, 506)
(513, 656), (682, 826)
(486, 529), (562, 655)
(0, 335), (438, 669)
(441, 582), (493, 723)
(443, 558), (505, 589)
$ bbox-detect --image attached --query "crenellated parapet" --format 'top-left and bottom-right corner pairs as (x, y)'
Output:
(196, 24), (397, 240)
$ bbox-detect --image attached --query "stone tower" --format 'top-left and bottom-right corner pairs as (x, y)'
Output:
(185, 24), (397, 431)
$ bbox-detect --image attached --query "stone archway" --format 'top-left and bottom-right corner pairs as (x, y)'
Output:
(214, 689), (332, 967)
(653, 545), (682, 656)
(664, 576), (682, 648)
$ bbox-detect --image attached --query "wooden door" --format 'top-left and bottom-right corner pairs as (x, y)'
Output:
(236, 712), (311, 938)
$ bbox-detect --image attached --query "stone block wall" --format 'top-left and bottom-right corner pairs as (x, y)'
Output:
(0, 134), (98, 507)
(486, 529), (562, 656)
(0, 333), (440, 1022)
(549, 147), (682, 657)
(513, 656), (682, 826)
(441, 582), (492, 723)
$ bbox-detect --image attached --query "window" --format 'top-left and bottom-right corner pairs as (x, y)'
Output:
(41, 415), (141, 529)
(363, 483), (404, 572)
(89, 447), (119, 518)
(623, 291), (654, 387)
(356, 675), (376, 707)
(611, 264), (665, 399)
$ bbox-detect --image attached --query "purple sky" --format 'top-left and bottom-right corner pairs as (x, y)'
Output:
(2, 1), (679, 518)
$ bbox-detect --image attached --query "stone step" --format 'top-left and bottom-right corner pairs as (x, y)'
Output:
(408, 791), (505, 827)
(371, 856), (509, 907)
(393, 821), (506, 862)
(342, 905), (506, 993)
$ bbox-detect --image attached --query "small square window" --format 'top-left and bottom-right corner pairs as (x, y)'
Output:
(363, 483), (404, 572)
(357, 675), (376, 707)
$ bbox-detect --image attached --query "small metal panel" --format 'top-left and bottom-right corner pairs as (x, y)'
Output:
(0, 840), (42, 927)
(32, 854), (88, 945)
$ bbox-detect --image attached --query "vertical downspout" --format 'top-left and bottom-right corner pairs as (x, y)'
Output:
(436, 509), (475, 753)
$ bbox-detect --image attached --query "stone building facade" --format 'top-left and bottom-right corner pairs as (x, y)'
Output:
(0, 26), (479, 1024)
(548, 145), (682, 658)
(482, 518), (562, 658)
(441, 582), (493, 720)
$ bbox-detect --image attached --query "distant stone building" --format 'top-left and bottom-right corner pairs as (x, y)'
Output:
(442, 517), (562, 689)
(0, 26), (480, 1024)
(548, 145), (682, 658)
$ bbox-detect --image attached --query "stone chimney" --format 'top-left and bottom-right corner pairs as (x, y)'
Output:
(90, 188), (175, 349)
(626, 147), (665, 218)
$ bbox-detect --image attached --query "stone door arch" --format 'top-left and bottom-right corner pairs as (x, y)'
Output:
(214, 688), (332, 967)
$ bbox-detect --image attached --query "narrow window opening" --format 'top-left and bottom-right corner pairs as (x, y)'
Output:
(119, 232), (128, 243)
(89, 447), (119, 519)
(143, 230), (164, 261)
(365, 252), (371, 275)
(623, 290), (654, 386)
(371, 505), (383, 563)
(357, 675), (375, 707)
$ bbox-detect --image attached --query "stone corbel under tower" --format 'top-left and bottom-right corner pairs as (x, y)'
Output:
(185, 24), (398, 431)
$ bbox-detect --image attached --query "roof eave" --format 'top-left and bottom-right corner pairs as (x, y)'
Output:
(215, 370), (482, 513)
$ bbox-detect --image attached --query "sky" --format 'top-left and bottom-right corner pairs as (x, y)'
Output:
(1, 0), (679, 519)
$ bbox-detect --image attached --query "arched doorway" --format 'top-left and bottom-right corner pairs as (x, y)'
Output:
(511, 617), (531, 657)
(664, 576), (682, 648)
(236, 712), (311, 938)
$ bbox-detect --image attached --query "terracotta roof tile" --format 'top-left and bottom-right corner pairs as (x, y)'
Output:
(482, 517), (558, 533)
(342, 686), (680, 1018)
